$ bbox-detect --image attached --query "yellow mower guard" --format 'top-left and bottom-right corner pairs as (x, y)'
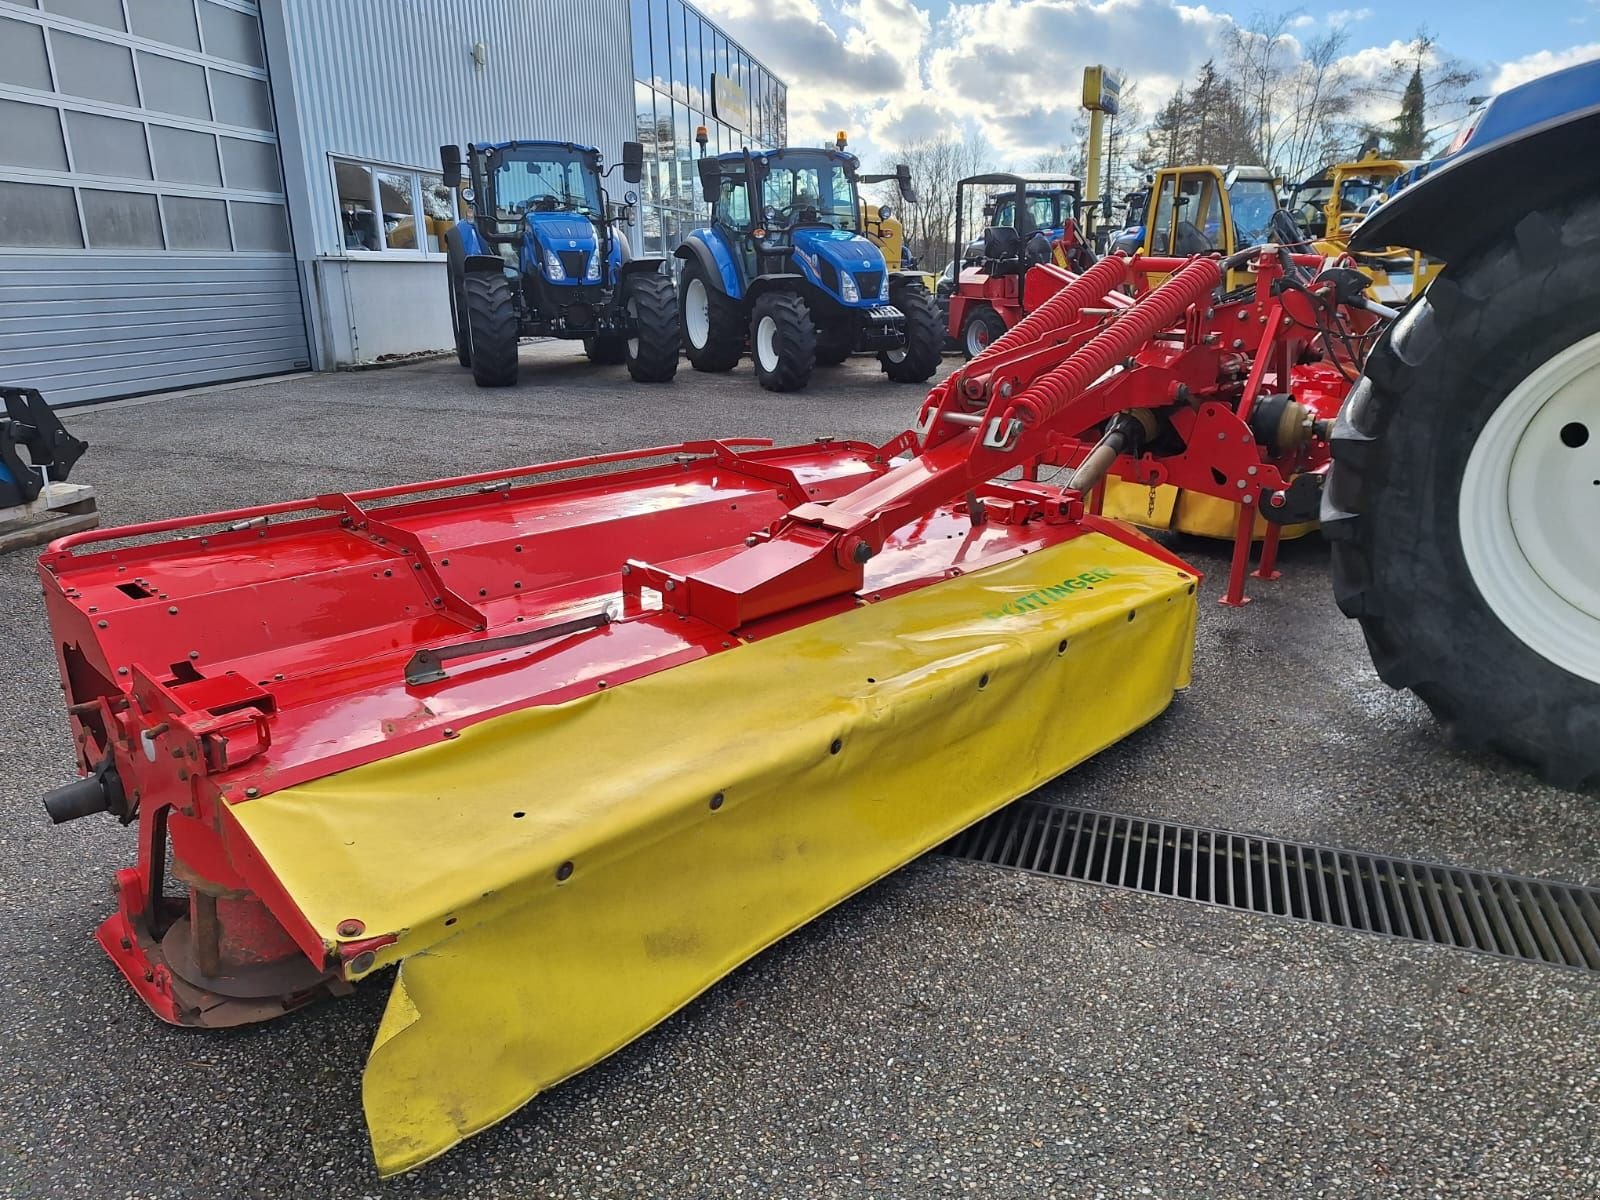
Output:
(230, 532), (1197, 1174)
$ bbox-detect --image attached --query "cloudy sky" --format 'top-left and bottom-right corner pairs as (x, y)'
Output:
(695, 0), (1600, 167)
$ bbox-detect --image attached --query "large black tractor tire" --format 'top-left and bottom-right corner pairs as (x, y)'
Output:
(463, 272), (520, 387)
(679, 260), (743, 372)
(879, 281), (944, 383)
(583, 334), (627, 365)
(445, 235), (471, 368)
(814, 323), (853, 366)
(749, 291), (815, 393)
(1323, 198), (1600, 786)
(622, 272), (680, 383)
(960, 303), (1007, 360)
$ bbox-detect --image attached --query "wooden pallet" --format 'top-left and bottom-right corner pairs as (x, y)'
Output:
(0, 481), (97, 554)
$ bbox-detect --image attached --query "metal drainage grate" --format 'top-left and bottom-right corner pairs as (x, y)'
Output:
(942, 801), (1600, 971)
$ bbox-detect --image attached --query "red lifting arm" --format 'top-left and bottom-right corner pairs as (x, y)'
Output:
(637, 257), (1228, 631)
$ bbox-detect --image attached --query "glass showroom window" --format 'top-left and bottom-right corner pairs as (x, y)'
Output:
(332, 158), (459, 255)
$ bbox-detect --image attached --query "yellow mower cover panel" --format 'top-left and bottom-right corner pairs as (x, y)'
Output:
(230, 533), (1197, 1174)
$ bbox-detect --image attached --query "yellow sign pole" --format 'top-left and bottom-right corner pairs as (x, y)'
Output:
(1081, 66), (1119, 245)
(1085, 108), (1105, 238)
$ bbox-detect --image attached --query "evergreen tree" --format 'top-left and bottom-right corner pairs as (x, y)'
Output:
(1389, 66), (1427, 158)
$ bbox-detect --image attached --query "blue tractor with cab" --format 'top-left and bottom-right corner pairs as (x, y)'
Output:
(439, 139), (679, 387)
(675, 141), (943, 392)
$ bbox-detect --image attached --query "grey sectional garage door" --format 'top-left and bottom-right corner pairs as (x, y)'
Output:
(0, 0), (309, 404)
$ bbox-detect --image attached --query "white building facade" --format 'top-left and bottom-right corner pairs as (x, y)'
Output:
(0, 0), (784, 404)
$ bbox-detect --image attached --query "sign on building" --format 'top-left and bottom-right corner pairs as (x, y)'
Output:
(712, 74), (749, 132)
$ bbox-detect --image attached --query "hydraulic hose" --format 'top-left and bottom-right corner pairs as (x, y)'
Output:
(1009, 256), (1223, 429)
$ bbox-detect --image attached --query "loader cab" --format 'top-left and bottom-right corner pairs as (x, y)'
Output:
(1138, 165), (1279, 289)
(1287, 151), (1433, 301)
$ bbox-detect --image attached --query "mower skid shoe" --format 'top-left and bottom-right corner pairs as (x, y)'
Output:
(230, 535), (1197, 1176)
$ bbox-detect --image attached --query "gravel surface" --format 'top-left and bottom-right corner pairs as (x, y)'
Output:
(1, 346), (1595, 1199)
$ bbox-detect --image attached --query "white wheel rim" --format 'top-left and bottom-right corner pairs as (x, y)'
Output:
(685, 278), (710, 349)
(966, 320), (990, 356)
(885, 348), (907, 363)
(1460, 328), (1600, 683)
(755, 315), (779, 373)
(626, 298), (639, 359)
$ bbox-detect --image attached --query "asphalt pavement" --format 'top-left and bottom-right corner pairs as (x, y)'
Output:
(1, 345), (1594, 1199)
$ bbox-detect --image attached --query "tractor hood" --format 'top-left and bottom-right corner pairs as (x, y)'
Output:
(793, 228), (886, 275)
(523, 212), (602, 286)
(525, 211), (598, 250)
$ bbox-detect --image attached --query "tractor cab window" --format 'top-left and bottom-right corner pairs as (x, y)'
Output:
(716, 167), (752, 231)
(991, 195), (1058, 234)
(1333, 178), (1382, 231)
(1150, 175), (1177, 253)
(491, 150), (601, 221)
(1172, 173), (1222, 254)
(760, 155), (856, 230)
(1291, 182), (1333, 232)
(1227, 178), (1279, 248)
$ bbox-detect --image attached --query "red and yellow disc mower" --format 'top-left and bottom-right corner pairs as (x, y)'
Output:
(36, 103), (1600, 1169)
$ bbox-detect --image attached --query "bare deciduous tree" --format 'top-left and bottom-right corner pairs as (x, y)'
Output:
(1224, 12), (1363, 183)
(881, 127), (996, 268)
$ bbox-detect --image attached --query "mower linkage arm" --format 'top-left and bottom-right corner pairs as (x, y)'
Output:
(652, 254), (1237, 630)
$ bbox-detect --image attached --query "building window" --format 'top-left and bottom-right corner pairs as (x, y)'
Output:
(331, 157), (461, 256)
(627, 0), (786, 258)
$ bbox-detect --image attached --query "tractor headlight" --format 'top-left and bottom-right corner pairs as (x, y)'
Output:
(839, 272), (860, 303)
(878, 274), (890, 301)
(544, 246), (566, 280)
(584, 252), (601, 282)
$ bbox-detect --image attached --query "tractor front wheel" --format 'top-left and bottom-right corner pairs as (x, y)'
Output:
(1324, 198), (1600, 785)
(680, 261), (743, 372)
(750, 292), (815, 393)
(960, 304), (1007, 360)
(880, 281), (944, 383)
(463, 272), (519, 387)
(623, 272), (680, 383)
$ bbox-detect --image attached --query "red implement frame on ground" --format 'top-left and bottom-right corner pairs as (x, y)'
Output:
(38, 247), (1370, 1027)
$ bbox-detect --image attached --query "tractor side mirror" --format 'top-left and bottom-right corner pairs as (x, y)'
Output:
(697, 156), (720, 205)
(440, 144), (462, 189)
(621, 141), (644, 185)
(894, 162), (917, 204)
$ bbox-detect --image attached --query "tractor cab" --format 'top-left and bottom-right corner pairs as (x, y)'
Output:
(1289, 150), (1416, 241)
(1133, 165), (1281, 290)
(439, 137), (680, 387)
(674, 140), (942, 392)
(1287, 150), (1435, 301)
(702, 146), (867, 287)
(946, 172), (1093, 358)
(987, 179), (1083, 247)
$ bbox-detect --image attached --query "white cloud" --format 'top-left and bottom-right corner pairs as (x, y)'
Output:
(1490, 42), (1600, 93)
(690, 0), (1600, 168)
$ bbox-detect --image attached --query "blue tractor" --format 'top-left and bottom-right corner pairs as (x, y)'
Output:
(439, 139), (679, 387)
(1324, 55), (1600, 781)
(674, 142), (943, 392)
